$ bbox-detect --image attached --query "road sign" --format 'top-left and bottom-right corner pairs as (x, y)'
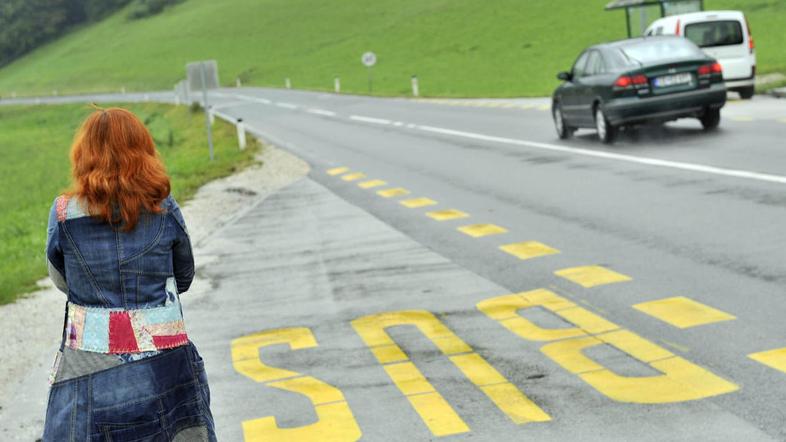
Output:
(362, 52), (377, 67)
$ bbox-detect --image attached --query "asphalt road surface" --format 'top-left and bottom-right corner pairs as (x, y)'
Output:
(6, 89), (786, 441)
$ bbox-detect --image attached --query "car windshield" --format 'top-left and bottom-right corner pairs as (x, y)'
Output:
(618, 38), (705, 64)
(685, 20), (743, 47)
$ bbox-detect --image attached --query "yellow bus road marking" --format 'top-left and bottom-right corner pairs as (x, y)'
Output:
(400, 197), (438, 208)
(377, 187), (411, 198)
(554, 265), (632, 288)
(426, 209), (470, 221)
(457, 224), (508, 238)
(749, 348), (786, 373)
(499, 241), (559, 260)
(537, 104), (551, 111)
(341, 172), (366, 182)
(232, 328), (362, 441)
(477, 289), (738, 404)
(633, 296), (736, 329)
(779, 118), (786, 124)
(351, 310), (550, 433)
(358, 179), (387, 189)
(326, 167), (349, 176)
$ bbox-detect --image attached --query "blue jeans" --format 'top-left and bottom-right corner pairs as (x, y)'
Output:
(43, 342), (216, 441)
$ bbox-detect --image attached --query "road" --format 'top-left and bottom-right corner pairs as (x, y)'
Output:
(6, 89), (786, 440)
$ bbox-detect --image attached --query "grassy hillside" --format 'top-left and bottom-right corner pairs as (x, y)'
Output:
(0, 103), (257, 304)
(0, 0), (782, 97)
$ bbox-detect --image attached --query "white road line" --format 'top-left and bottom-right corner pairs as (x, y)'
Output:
(415, 124), (786, 185)
(307, 108), (337, 117)
(349, 115), (392, 125)
(276, 102), (298, 109)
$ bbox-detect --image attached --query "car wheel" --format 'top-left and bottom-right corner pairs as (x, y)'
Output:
(700, 108), (721, 130)
(553, 103), (574, 139)
(594, 106), (617, 144)
(737, 86), (755, 100)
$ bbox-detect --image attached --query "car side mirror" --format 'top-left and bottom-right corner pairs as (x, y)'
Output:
(557, 71), (572, 82)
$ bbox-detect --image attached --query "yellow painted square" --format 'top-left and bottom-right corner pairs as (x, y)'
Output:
(327, 167), (349, 176)
(377, 188), (410, 198)
(426, 209), (469, 221)
(554, 265), (631, 288)
(633, 296), (736, 329)
(499, 241), (559, 260)
(457, 224), (508, 238)
(358, 179), (386, 189)
(341, 172), (366, 181)
(400, 198), (438, 208)
(749, 347), (786, 373)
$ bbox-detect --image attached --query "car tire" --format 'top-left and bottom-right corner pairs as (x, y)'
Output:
(737, 86), (755, 100)
(594, 106), (617, 144)
(700, 108), (721, 130)
(553, 103), (574, 139)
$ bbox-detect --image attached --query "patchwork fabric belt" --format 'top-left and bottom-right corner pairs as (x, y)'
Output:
(64, 301), (189, 354)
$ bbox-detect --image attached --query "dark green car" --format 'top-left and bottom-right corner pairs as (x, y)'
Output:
(552, 36), (726, 143)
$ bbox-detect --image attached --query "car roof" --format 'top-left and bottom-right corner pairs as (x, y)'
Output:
(591, 35), (684, 51)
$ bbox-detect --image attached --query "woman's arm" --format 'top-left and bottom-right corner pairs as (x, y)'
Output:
(168, 198), (195, 294)
(46, 197), (68, 294)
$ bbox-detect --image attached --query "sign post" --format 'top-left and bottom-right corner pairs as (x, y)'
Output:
(362, 51), (377, 93)
(186, 60), (219, 161)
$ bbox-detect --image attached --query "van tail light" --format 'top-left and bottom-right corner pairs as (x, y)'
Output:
(614, 74), (648, 89)
(745, 16), (755, 54)
(675, 19), (681, 36)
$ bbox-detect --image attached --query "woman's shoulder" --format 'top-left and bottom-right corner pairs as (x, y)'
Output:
(50, 194), (89, 222)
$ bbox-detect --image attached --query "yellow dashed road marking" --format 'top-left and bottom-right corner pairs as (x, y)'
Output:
(377, 188), (411, 198)
(326, 167), (349, 176)
(358, 179), (387, 189)
(400, 198), (438, 208)
(499, 241), (559, 260)
(555, 265), (632, 288)
(457, 224), (508, 238)
(341, 172), (366, 182)
(779, 118), (786, 124)
(426, 209), (470, 221)
(633, 296), (736, 329)
(537, 104), (551, 111)
(749, 348), (786, 374)
(730, 116), (754, 122)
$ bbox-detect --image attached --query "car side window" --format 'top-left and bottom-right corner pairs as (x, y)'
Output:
(655, 26), (664, 35)
(572, 51), (590, 78)
(585, 51), (604, 76)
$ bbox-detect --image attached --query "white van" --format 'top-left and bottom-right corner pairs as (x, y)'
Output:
(645, 11), (756, 99)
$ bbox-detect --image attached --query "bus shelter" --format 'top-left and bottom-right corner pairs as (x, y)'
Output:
(606, 0), (704, 37)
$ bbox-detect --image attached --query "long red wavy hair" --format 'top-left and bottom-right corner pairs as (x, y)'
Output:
(69, 107), (170, 231)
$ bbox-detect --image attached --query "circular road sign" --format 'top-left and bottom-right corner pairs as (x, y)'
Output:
(362, 52), (377, 67)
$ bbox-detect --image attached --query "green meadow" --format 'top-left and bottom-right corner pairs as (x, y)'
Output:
(0, 103), (257, 304)
(0, 0), (782, 98)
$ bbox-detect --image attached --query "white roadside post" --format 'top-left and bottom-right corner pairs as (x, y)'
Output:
(236, 77), (242, 88)
(285, 78), (291, 89)
(236, 118), (247, 150)
(11, 92), (16, 98)
(334, 77), (341, 93)
(121, 86), (126, 95)
(362, 51), (377, 93)
(411, 75), (419, 97)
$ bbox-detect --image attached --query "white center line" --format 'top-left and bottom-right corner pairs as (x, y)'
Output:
(349, 115), (392, 125)
(276, 102), (298, 109)
(415, 124), (786, 185)
(307, 108), (337, 117)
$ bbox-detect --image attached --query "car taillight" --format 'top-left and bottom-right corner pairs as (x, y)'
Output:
(675, 19), (681, 36)
(698, 63), (722, 76)
(614, 74), (648, 90)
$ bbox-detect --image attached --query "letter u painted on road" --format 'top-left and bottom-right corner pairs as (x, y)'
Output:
(231, 327), (362, 442)
(477, 289), (738, 404)
(351, 310), (550, 437)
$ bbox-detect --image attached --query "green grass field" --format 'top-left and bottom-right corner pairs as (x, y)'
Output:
(0, 0), (781, 98)
(0, 103), (257, 304)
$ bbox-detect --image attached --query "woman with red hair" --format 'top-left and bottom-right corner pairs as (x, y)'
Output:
(43, 107), (216, 441)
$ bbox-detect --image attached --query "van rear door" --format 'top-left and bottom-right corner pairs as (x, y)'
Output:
(683, 19), (752, 80)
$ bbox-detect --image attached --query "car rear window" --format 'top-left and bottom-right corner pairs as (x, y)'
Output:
(618, 38), (704, 65)
(684, 20), (743, 47)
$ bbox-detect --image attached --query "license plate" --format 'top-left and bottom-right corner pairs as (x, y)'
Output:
(654, 73), (693, 88)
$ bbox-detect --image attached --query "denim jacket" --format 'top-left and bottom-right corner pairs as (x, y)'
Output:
(46, 195), (194, 309)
